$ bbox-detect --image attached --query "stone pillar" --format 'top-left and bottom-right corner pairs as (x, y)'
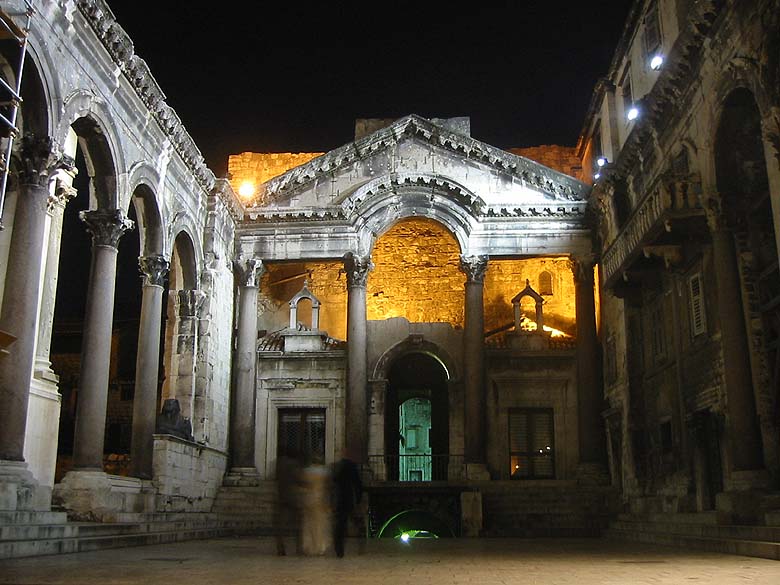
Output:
(344, 252), (372, 463)
(130, 255), (169, 479)
(0, 136), (66, 463)
(71, 209), (134, 471)
(572, 255), (607, 480)
(706, 197), (764, 474)
(169, 290), (206, 428)
(225, 257), (263, 484)
(0, 136), (67, 511)
(459, 255), (488, 473)
(34, 180), (77, 380)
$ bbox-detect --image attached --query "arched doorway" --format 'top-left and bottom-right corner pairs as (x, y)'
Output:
(385, 353), (449, 481)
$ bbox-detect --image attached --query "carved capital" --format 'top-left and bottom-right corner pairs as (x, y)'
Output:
(343, 252), (373, 287)
(139, 254), (170, 287)
(233, 256), (264, 288)
(14, 134), (73, 188)
(47, 182), (78, 213)
(177, 289), (207, 318)
(569, 253), (597, 284)
(459, 254), (488, 284)
(79, 209), (134, 249)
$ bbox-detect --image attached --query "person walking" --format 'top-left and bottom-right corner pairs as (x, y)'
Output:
(274, 450), (302, 556)
(332, 449), (364, 557)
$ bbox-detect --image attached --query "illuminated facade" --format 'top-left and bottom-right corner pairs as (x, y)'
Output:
(0, 0), (778, 558)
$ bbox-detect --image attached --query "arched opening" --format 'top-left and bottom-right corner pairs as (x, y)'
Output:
(714, 87), (775, 469)
(385, 352), (449, 481)
(368, 218), (463, 325)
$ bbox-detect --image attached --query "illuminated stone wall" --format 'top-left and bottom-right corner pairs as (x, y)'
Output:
(258, 261), (347, 341)
(367, 219), (464, 326)
(228, 151), (323, 200)
(509, 145), (583, 182)
(484, 257), (577, 337)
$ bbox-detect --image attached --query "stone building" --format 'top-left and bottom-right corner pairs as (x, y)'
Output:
(0, 0), (778, 558)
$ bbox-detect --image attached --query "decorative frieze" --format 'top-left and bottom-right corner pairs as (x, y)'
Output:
(79, 209), (134, 249)
(139, 255), (170, 287)
(459, 254), (488, 284)
(343, 252), (373, 287)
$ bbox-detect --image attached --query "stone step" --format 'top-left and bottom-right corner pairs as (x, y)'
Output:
(0, 510), (68, 525)
(618, 511), (721, 525)
(611, 519), (780, 542)
(606, 527), (780, 561)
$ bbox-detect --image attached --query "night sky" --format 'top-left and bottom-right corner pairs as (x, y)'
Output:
(108, 2), (633, 177)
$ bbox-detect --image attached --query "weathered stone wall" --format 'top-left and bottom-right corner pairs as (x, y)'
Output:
(510, 145), (583, 182)
(152, 435), (228, 512)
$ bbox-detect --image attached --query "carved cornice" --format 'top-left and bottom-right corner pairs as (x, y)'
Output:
(459, 254), (488, 284)
(233, 257), (264, 288)
(13, 134), (74, 188)
(75, 0), (215, 193)
(139, 254), (170, 287)
(343, 252), (373, 287)
(252, 115), (590, 206)
(79, 209), (134, 249)
(210, 178), (245, 221)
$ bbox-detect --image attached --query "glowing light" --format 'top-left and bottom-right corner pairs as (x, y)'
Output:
(596, 157), (607, 167)
(627, 106), (639, 121)
(400, 532), (410, 543)
(594, 172), (601, 180)
(650, 55), (664, 70)
(238, 181), (256, 199)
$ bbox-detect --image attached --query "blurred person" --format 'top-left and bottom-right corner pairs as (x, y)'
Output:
(274, 450), (302, 556)
(332, 447), (364, 557)
(299, 456), (332, 555)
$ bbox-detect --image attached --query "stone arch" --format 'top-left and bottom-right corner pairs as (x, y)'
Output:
(372, 337), (459, 384)
(169, 229), (199, 291)
(127, 163), (164, 256)
(346, 173), (481, 255)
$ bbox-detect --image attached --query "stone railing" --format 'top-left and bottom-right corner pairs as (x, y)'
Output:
(602, 180), (703, 286)
(152, 434), (228, 512)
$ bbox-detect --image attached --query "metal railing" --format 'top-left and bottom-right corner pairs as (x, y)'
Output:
(365, 454), (466, 482)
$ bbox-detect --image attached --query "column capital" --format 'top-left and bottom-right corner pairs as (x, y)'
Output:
(47, 182), (77, 213)
(459, 254), (488, 284)
(14, 133), (75, 188)
(344, 252), (373, 287)
(569, 253), (597, 283)
(233, 256), (264, 287)
(79, 209), (134, 249)
(138, 254), (170, 287)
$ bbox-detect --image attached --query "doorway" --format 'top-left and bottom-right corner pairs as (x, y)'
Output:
(277, 408), (326, 466)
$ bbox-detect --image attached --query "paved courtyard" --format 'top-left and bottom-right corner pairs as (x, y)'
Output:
(1, 537), (779, 585)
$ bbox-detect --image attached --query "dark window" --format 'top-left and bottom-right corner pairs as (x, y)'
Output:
(644, 4), (662, 57)
(621, 67), (633, 115)
(509, 408), (555, 479)
(539, 271), (553, 296)
(688, 273), (707, 337)
(277, 408), (326, 466)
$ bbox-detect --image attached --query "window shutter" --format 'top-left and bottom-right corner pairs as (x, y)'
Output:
(689, 273), (706, 336)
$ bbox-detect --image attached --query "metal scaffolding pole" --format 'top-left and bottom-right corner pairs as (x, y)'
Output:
(0, 1), (33, 230)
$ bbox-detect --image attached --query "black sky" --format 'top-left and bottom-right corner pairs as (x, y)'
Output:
(108, 2), (633, 177)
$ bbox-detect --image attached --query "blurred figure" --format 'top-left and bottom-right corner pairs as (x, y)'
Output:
(332, 448), (364, 557)
(299, 457), (332, 555)
(274, 450), (301, 556)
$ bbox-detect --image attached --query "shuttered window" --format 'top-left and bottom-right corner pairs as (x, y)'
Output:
(644, 3), (662, 55)
(509, 408), (555, 479)
(689, 273), (706, 337)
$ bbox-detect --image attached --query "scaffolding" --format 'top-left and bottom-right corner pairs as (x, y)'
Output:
(0, 1), (33, 230)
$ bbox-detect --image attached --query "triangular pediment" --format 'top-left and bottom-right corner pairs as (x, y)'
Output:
(250, 115), (589, 210)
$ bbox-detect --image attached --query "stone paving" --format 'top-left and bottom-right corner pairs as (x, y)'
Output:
(1, 536), (779, 585)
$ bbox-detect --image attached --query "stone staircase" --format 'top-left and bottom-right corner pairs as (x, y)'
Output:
(481, 481), (619, 537)
(210, 481), (277, 532)
(0, 507), (266, 560)
(605, 512), (780, 560)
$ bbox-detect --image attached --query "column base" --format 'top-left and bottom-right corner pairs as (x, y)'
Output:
(464, 463), (491, 481)
(52, 471), (154, 521)
(223, 467), (260, 487)
(576, 462), (611, 486)
(0, 459), (47, 511)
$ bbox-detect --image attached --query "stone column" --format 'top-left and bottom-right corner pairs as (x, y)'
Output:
(34, 180), (77, 380)
(71, 209), (134, 471)
(344, 252), (372, 463)
(459, 255), (488, 470)
(130, 255), (169, 479)
(0, 135), (66, 464)
(572, 255), (607, 478)
(226, 257), (263, 483)
(706, 197), (764, 473)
